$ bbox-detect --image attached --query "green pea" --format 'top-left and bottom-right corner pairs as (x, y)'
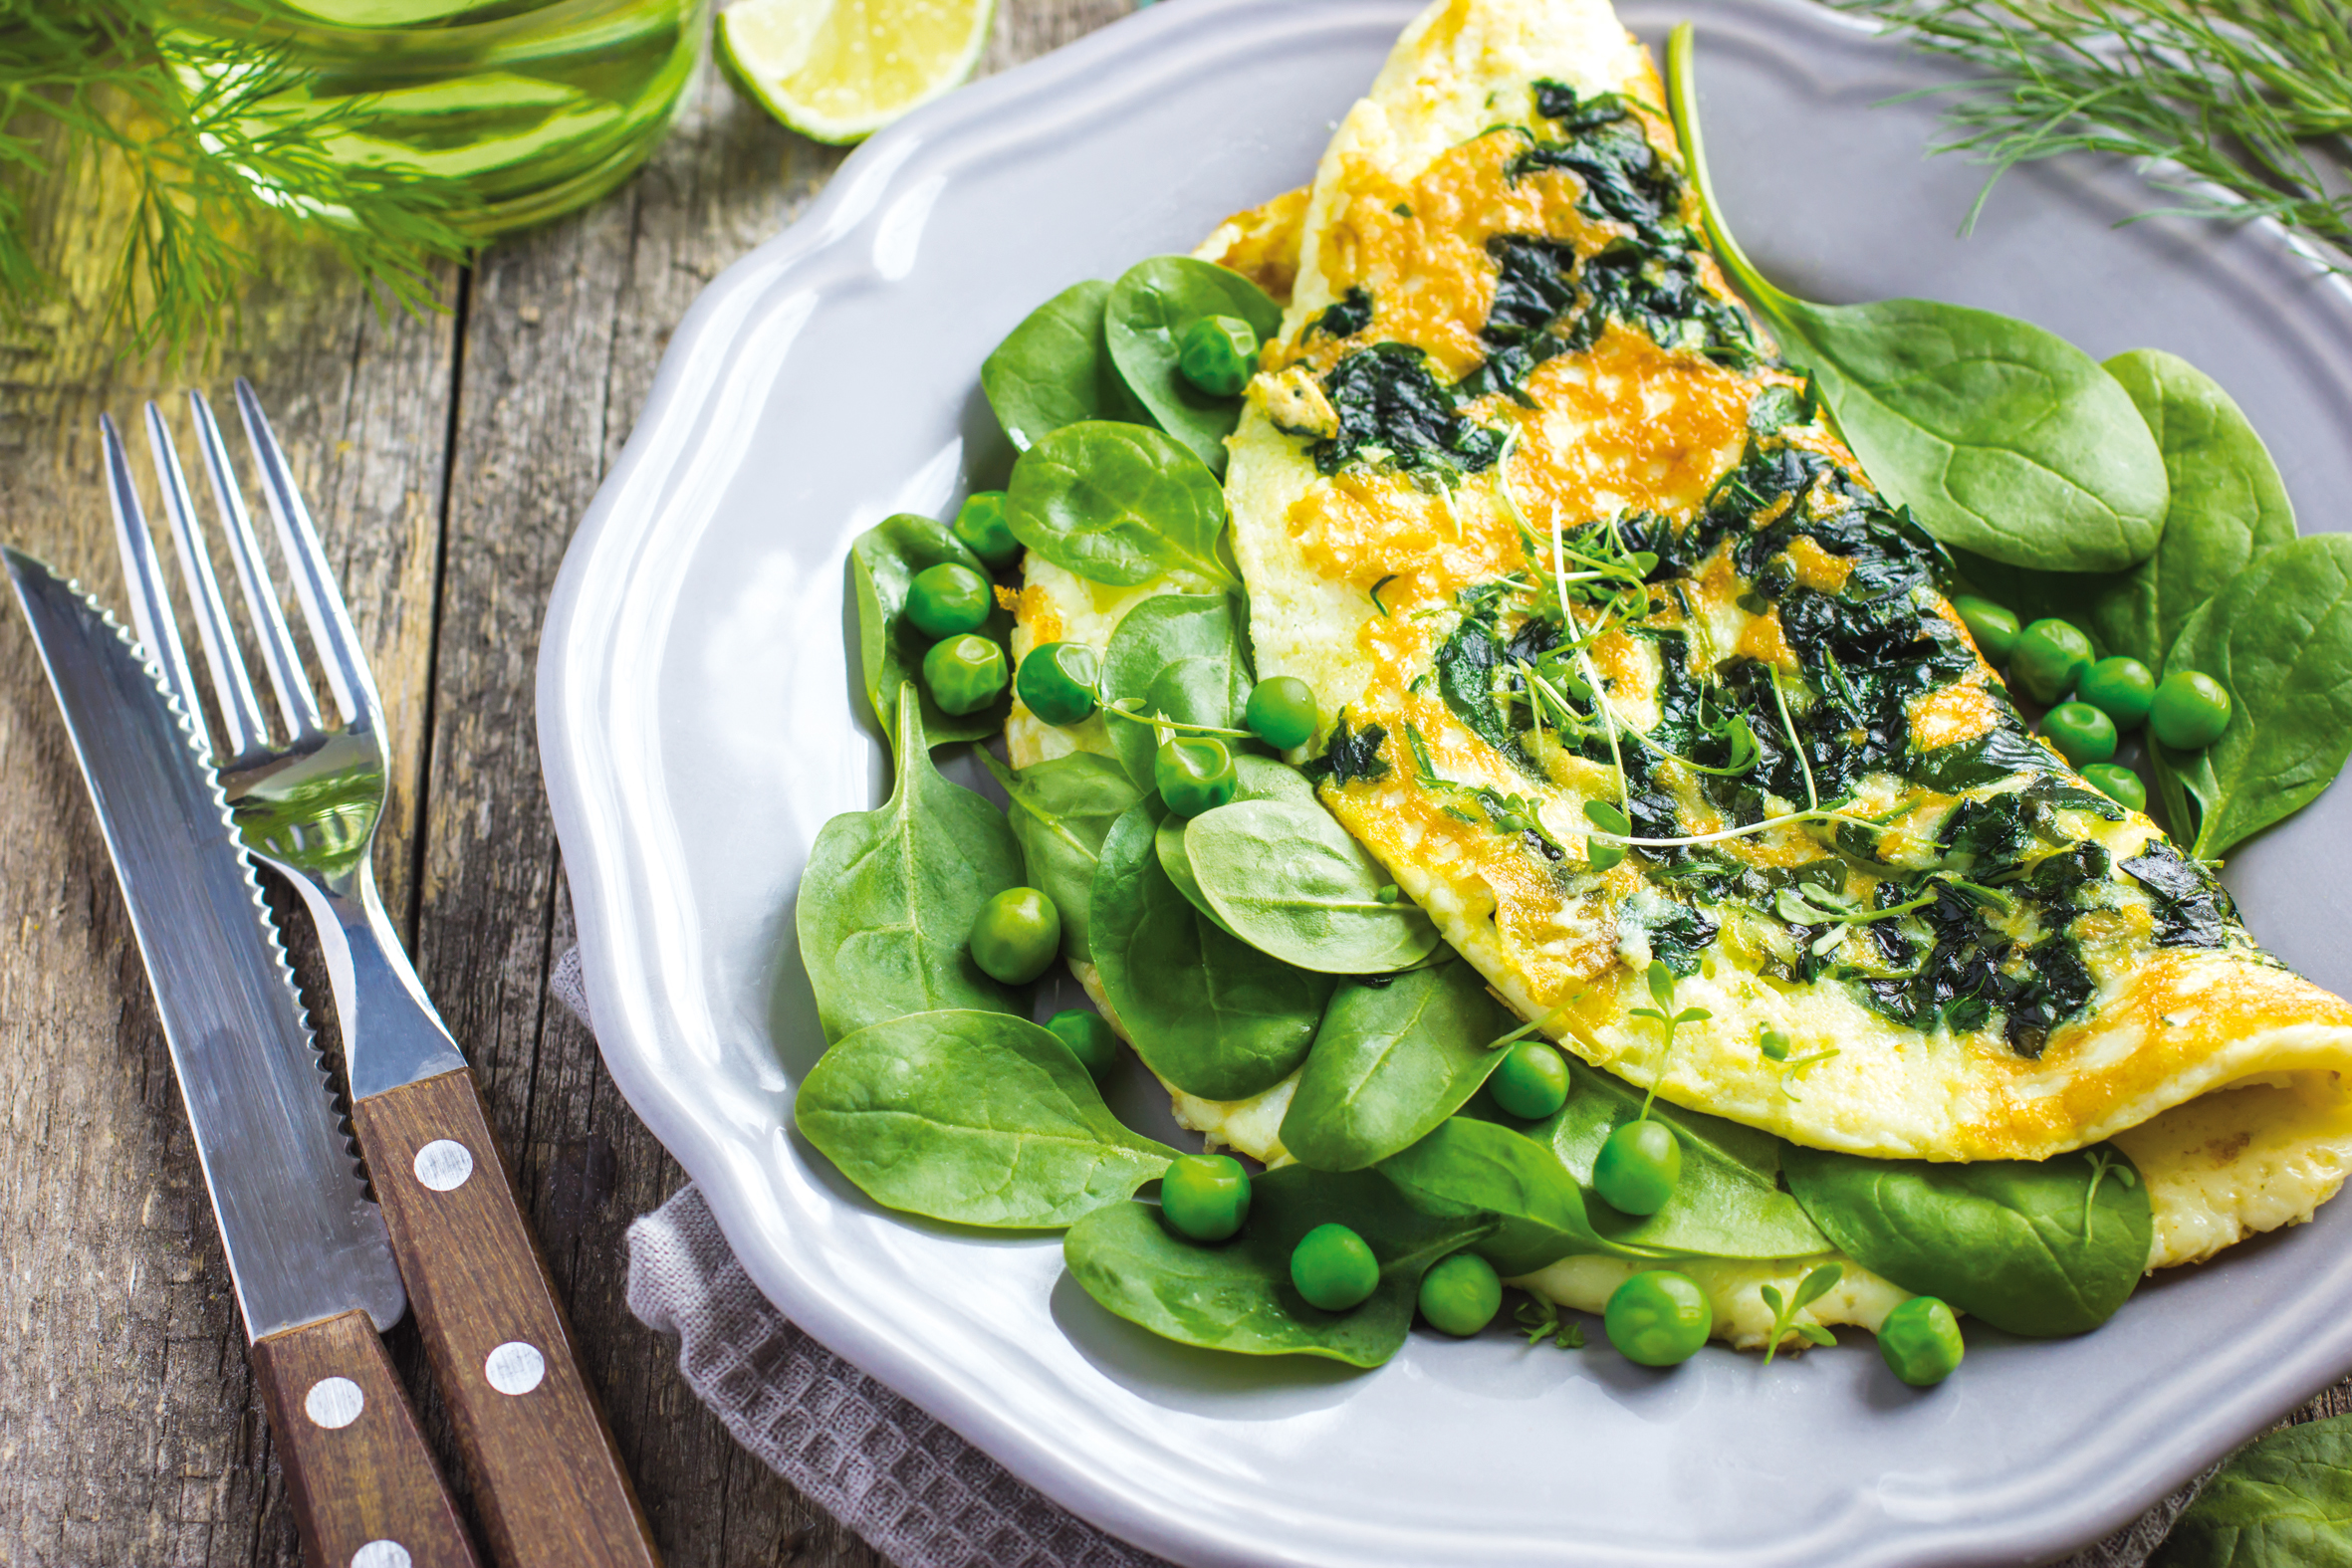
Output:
(904, 561), (993, 638)
(1244, 676), (1318, 751)
(1178, 315), (1260, 398)
(1951, 594), (2020, 663)
(1417, 1252), (1503, 1337)
(1603, 1269), (1713, 1367)
(2151, 669), (2233, 750)
(2010, 618), (2094, 706)
(1044, 1008), (1118, 1080)
(952, 490), (1022, 569)
(921, 633), (1007, 716)
(2076, 655), (2156, 730)
(1877, 1294), (1965, 1387)
(1758, 1027), (1791, 1061)
(968, 886), (1059, 985)
(1291, 1222), (1379, 1311)
(1160, 1153), (1250, 1242)
(1156, 736), (1237, 817)
(1592, 1119), (1682, 1217)
(2040, 700), (2117, 768)
(1016, 641), (1099, 726)
(1490, 1039), (1570, 1119)
(2080, 762), (2146, 813)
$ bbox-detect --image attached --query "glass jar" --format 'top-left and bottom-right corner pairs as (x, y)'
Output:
(164, 0), (712, 240)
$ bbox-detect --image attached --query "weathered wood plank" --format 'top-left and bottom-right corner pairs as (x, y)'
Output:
(0, 122), (457, 1568)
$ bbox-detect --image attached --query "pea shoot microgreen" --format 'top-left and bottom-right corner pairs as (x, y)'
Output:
(1515, 1293), (1586, 1350)
(1627, 959), (1710, 1118)
(2081, 1147), (2139, 1234)
(1403, 722), (1570, 857)
(1777, 1046), (1841, 1101)
(1759, 1262), (1844, 1364)
(1102, 697), (1255, 742)
(1370, 573), (1399, 617)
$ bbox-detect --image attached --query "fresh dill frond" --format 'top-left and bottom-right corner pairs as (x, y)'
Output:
(0, 1), (475, 360)
(1836, 0), (2352, 266)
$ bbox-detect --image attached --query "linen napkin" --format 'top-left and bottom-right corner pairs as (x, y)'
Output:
(553, 949), (2190, 1568)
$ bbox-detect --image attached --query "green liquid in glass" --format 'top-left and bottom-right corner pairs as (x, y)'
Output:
(166, 0), (711, 239)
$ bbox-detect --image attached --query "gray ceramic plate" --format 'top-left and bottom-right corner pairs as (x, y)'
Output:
(538, 2), (2352, 1563)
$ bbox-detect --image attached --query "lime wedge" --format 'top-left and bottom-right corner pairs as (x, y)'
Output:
(719, 0), (995, 145)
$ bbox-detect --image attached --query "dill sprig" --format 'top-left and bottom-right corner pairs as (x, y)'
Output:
(0, 1), (475, 360)
(1835, 0), (2352, 265)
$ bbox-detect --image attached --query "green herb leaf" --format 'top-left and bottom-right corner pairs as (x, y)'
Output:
(1666, 26), (2169, 574)
(1782, 1142), (2151, 1336)
(1103, 256), (1284, 476)
(850, 514), (1011, 745)
(1089, 798), (1333, 1100)
(1183, 797), (1443, 975)
(795, 692), (1026, 1041)
(796, 1009), (1177, 1229)
(1006, 421), (1237, 589)
(1280, 959), (1516, 1172)
(1063, 1165), (1494, 1367)
(986, 751), (1142, 965)
(1096, 593), (1254, 785)
(2156, 535), (2352, 859)
(2150, 1413), (2352, 1568)
(981, 279), (1150, 450)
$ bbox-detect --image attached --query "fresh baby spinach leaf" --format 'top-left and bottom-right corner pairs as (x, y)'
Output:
(986, 751), (1141, 965)
(1666, 27), (2168, 574)
(981, 278), (1150, 451)
(796, 1008), (1178, 1229)
(2093, 348), (2298, 665)
(1104, 256), (1283, 476)
(1062, 1164), (1493, 1367)
(849, 514), (1011, 745)
(2155, 535), (2352, 859)
(1155, 756), (1324, 931)
(1534, 1059), (1829, 1260)
(1379, 1114), (1629, 1275)
(1089, 797), (1334, 1100)
(796, 692), (1026, 1041)
(1098, 592), (1253, 785)
(1963, 350), (2301, 667)
(2151, 1413), (2352, 1568)
(1782, 1141), (2151, 1337)
(1006, 420), (1238, 589)
(1184, 797), (1442, 974)
(1280, 960), (1515, 1172)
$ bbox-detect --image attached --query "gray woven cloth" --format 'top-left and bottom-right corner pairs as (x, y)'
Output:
(555, 948), (2191, 1568)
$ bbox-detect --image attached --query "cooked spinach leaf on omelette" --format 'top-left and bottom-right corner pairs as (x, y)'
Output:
(796, 0), (2352, 1376)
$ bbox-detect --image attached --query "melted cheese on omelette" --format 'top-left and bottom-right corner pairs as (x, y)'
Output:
(1008, 0), (2352, 1339)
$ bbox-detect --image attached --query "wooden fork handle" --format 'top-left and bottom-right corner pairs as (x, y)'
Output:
(251, 1307), (481, 1568)
(353, 1068), (660, 1568)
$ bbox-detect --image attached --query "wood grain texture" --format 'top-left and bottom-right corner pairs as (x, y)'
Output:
(0, 4), (1119, 1565)
(249, 1309), (481, 1568)
(353, 1070), (655, 1568)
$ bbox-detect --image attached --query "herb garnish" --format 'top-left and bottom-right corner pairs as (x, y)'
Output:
(1759, 1262), (1844, 1363)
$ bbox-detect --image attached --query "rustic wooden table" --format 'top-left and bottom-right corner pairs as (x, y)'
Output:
(0, 4), (1118, 1563)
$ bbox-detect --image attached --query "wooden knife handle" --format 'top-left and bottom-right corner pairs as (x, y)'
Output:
(353, 1068), (659, 1568)
(252, 1308), (481, 1568)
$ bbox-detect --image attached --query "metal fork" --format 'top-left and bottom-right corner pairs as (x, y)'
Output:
(104, 381), (660, 1568)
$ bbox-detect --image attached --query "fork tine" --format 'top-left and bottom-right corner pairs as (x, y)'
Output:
(190, 389), (324, 741)
(232, 377), (379, 728)
(143, 401), (266, 760)
(100, 412), (209, 754)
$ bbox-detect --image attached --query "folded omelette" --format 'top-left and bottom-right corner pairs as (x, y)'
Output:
(1008, 0), (2352, 1338)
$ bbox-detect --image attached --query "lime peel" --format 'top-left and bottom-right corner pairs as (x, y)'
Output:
(719, 0), (995, 145)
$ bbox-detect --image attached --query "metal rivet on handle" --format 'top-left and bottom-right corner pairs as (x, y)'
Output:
(484, 1340), (545, 1396)
(303, 1376), (364, 1430)
(412, 1139), (474, 1192)
(352, 1543), (410, 1568)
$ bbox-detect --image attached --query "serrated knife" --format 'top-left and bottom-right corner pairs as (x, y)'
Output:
(7, 548), (480, 1568)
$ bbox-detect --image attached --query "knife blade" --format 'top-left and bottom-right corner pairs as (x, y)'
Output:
(7, 547), (479, 1568)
